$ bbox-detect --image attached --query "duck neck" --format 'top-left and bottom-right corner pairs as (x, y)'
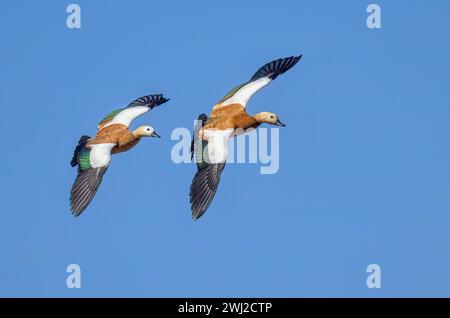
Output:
(247, 115), (262, 129)
(118, 131), (141, 147)
(131, 131), (143, 140)
(113, 132), (142, 154)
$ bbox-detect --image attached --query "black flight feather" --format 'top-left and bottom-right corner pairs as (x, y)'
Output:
(250, 55), (302, 82)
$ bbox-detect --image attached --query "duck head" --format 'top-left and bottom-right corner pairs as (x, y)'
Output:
(254, 112), (286, 127)
(134, 125), (160, 138)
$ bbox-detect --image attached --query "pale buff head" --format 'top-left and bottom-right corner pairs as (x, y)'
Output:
(133, 125), (160, 138)
(254, 112), (286, 126)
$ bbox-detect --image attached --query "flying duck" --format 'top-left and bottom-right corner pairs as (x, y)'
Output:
(70, 94), (169, 216)
(189, 56), (302, 220)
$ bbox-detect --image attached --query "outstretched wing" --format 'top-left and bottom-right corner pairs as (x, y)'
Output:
(70, 143), (115, 216)
(98, 94), (169, 129)
(189, 128), (232, 220)
(216, 56), (302, 109)
(190, 162), (226, 220)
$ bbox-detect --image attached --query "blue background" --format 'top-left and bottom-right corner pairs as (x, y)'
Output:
(1, 0), (449, 297)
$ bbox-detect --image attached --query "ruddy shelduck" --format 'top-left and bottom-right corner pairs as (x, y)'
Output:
(189, 56), (302, 220)
(70, 94), (169, 216)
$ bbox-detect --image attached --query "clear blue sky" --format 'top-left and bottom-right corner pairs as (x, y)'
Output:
(1, 1), (449, 297)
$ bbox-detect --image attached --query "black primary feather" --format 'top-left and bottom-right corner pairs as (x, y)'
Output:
(250, 55), (302, 82)
(70, 166), (108, 217)
(127, 94), (169, 109)
(189, 162), (226, 220)
(70, 135), (91, 167)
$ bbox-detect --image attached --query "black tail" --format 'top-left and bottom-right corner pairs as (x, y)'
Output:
(70, 135), (91, 167)
(250, 55), (302, 81)
(191, 113), (209, 160)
